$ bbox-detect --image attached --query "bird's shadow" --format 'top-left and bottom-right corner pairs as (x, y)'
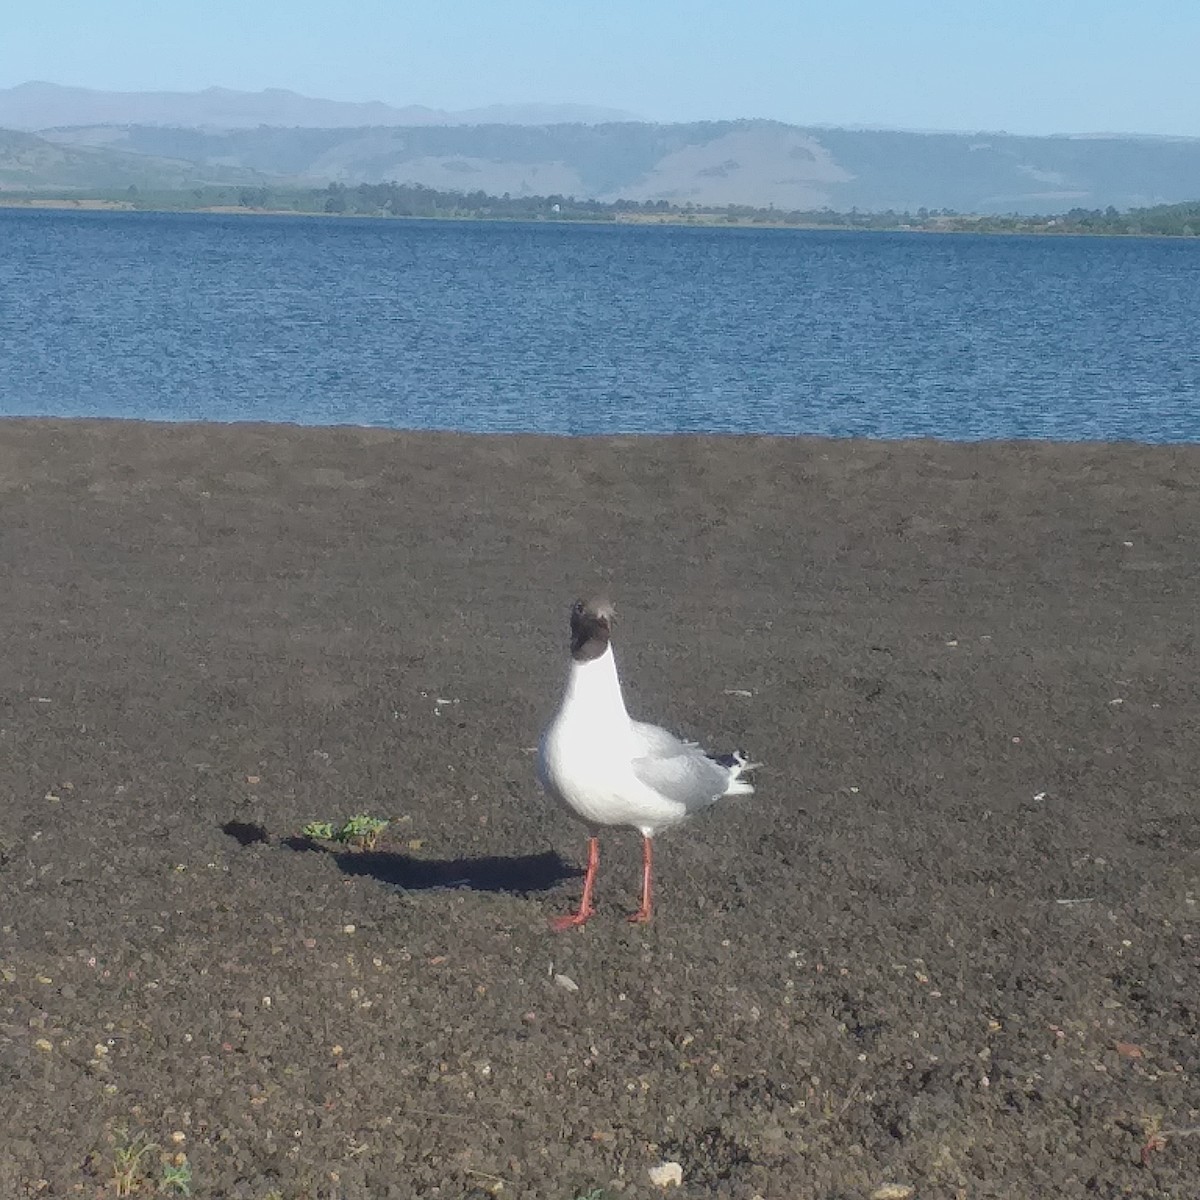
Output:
(280, 835), (580, 894)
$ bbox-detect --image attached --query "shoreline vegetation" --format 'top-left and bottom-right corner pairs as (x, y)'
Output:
(2, 180), (1199, 236)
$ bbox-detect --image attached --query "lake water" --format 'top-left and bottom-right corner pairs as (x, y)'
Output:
(1, 208), (1198, 441)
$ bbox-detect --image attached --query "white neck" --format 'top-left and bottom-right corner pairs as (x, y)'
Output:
(560, 644), (629, 727)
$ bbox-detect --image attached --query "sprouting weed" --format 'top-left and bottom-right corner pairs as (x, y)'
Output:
(301, 816), (389, 849)
(161, 1158), (193, 1195)
(337, 814), (389, 850)
(110, 1128), (159, 1197)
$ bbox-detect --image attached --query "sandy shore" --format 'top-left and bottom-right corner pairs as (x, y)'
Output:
(1, 418), (1198, 1197)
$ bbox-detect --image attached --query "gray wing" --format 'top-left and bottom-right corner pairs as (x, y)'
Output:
(630, 720), (699, 756)
(630, 739), (732, 815)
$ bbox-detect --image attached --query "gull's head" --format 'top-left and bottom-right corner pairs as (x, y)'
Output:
(569, 596), (614, 662)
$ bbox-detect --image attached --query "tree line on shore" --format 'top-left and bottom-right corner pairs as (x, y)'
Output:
(21, 179), (1200, 236)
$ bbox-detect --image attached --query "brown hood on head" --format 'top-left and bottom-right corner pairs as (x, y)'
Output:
(569, 597), (614, 662)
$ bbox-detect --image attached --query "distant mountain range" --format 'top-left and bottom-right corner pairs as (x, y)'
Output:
(0, 81), (639, 131)
(2, 82), (1199, 214)
(0, 127), (271, 191)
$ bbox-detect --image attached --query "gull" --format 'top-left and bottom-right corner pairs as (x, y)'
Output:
(537, 597), (758, 929)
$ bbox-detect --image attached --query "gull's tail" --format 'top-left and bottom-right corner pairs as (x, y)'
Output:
(708, 749), (760, 796)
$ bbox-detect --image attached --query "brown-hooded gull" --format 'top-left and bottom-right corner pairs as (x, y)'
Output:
(537, 597), (759, 929)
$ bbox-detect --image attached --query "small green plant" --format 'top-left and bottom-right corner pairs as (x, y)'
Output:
(301, 815), (390, 850)
(110, 1127), (158, 1197)
(161, 1158), (193, 1195)
(338, 814), (389, 850)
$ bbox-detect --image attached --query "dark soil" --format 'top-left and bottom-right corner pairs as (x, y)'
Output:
(1, 419), (1198, 1199)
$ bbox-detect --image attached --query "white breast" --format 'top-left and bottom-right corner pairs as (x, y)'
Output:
(538, 646), (686, 832)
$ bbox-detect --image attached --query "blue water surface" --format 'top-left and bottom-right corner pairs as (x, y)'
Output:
(1, 208), (1197, 440)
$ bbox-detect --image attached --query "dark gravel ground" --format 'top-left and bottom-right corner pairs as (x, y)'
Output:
(1, 419), (1198, 1199)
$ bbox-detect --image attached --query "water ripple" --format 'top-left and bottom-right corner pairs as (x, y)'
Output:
(2, 210), (1198, 442)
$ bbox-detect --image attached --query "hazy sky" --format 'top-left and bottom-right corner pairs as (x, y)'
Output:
(3, 0), (1196, 136)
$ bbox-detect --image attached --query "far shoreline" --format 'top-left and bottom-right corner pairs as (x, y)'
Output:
(1, 195), (1195, 238)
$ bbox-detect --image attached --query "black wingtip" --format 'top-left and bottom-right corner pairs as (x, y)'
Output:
(708, 751), (745, 770)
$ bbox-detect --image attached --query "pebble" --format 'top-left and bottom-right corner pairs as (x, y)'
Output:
(647, 1161), (683, 1188)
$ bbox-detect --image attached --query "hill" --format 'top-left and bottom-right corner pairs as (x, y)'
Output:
(24, 119), (1200, 214)
(0, 127), (276, 192)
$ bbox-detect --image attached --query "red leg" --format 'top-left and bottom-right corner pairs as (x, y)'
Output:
(628, 835), (653, 924)
(550, 836), (599, 931)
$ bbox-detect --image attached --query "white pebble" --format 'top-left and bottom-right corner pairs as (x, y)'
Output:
(647, 1161), (683, 1188)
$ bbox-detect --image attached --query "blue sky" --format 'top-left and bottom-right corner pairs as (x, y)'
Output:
(3, 0), (1197, 136)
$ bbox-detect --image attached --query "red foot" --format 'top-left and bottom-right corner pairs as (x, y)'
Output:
(550, 835), (600, 932)
(627, 835), (653, 924)
(549, 908), (594, 932)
